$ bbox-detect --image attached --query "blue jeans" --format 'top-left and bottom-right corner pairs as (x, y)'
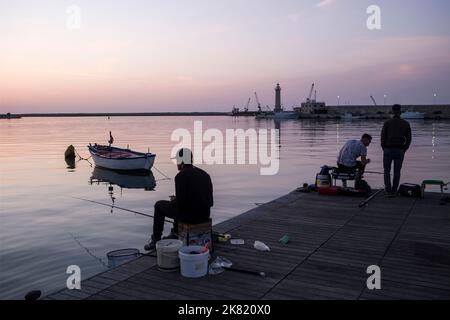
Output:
(383, 148), (405, 193)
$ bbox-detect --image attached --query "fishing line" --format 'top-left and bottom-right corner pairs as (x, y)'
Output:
(153, 166), (172, 180)
(71, 196), (173, 223)
(69, 232), (109, 268)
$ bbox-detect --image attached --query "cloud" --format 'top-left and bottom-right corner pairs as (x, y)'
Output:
(316, 0), (336, 8)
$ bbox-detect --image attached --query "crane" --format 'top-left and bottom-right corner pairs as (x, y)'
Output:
(306, 83), (315, 102)
(254, 92), (262, 112)
(244, 97), (251, 112)
(370, 95), (377, 106)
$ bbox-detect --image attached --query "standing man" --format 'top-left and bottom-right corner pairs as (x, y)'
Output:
(381, 104), (412, 197)
(144, 148), (213, 251)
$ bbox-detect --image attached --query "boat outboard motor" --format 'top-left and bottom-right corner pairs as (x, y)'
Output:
(316, 165), (332, 188)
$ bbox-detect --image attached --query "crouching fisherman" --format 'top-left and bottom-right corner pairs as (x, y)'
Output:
(144, 148), (214, 251)
(337, 133), (372, 175)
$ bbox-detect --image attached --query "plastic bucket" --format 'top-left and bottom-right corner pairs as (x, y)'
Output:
(107, 248), (140, 268)
(156, 239), (183, 271)
(178, 246), (209, 278)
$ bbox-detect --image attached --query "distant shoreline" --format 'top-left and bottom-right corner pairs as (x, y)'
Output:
(3, 112), (229, 118)
(2, 103), (450, 119)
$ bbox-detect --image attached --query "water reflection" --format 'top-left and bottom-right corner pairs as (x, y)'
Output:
(89, 167), (156, 214)
(65, 157), (76, 170)
(90, 167), (156, 191)
(2, 116), (450, 299)
(432, 123), (436, 159)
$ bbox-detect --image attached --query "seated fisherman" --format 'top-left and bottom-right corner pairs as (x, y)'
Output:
(337, 133), (372, 175)
(144, 148), (213, 251)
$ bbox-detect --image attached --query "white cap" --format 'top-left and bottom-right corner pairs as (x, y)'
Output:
(171, 148), (193, 165)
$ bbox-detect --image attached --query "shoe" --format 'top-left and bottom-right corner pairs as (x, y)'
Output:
(144, 240), (157, 251)
(144, 237), (160, 251)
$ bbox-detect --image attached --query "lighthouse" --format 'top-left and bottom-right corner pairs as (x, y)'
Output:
(274, 83), (282, 112)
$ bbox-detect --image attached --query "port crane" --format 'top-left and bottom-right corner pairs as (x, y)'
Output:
(306, 83), (315, 102)
(254, 92), (262, 112)
(244, 97), (251, 112)
(370, 95), (377, 106)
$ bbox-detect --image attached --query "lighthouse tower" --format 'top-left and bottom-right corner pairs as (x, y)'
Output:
(274, 83), (282, 112)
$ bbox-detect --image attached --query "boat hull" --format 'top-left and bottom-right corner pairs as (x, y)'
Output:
(88, 145), (156, 171)
(401, 112), (425, 119)
(256, 112), (297, 119)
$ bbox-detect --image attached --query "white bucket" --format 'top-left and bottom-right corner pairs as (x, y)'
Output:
(178, 246), (209, 278)
(107, 248), (140, 268)
(156, 239), (183, 271)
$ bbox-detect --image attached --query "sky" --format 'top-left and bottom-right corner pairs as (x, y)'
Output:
(1, 0), (450, 113)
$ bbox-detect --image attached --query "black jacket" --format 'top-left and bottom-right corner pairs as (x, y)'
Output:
(381, 116), (412, 151)
(174, 166), (213, 222)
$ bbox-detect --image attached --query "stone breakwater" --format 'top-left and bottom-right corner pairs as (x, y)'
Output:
(299, 104), (450, 119)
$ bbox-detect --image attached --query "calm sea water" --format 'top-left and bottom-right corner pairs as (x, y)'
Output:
(1, 116), (449, 299)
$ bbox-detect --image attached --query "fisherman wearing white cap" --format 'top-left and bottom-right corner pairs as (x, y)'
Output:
(144, 148), (213, 251)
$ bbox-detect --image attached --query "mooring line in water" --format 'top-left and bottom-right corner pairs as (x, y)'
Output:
(71, 196), (173, 223)
(75, 151), (93, 167)
(75, 151), (92, 161)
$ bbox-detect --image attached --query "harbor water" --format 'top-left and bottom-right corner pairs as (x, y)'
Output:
(1, 116), (449, 299)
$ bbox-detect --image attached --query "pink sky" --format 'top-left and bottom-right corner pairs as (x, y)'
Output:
(1, 0), (449, 113)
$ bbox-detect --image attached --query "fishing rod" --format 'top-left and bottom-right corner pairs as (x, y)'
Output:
(364, 171), (385, 175)
(222, 266), (266, 277)
(71, 196), (173, 222)
(358, 189), (384, 208)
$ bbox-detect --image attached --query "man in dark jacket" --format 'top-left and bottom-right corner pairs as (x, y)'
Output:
(144, 148), (213, 251)
(381, 104), (412, 196)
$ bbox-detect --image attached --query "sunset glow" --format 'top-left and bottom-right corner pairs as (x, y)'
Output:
(1, 0), (449, 113)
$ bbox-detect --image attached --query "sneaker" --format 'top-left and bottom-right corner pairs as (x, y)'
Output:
(144, 237), (160, 251)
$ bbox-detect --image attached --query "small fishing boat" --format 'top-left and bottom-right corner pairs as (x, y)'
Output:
(255, 111), (297, 119)
(341, 113), (364, 120)
(88, 144), (156, 171)
(401, 111), (425, 119)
